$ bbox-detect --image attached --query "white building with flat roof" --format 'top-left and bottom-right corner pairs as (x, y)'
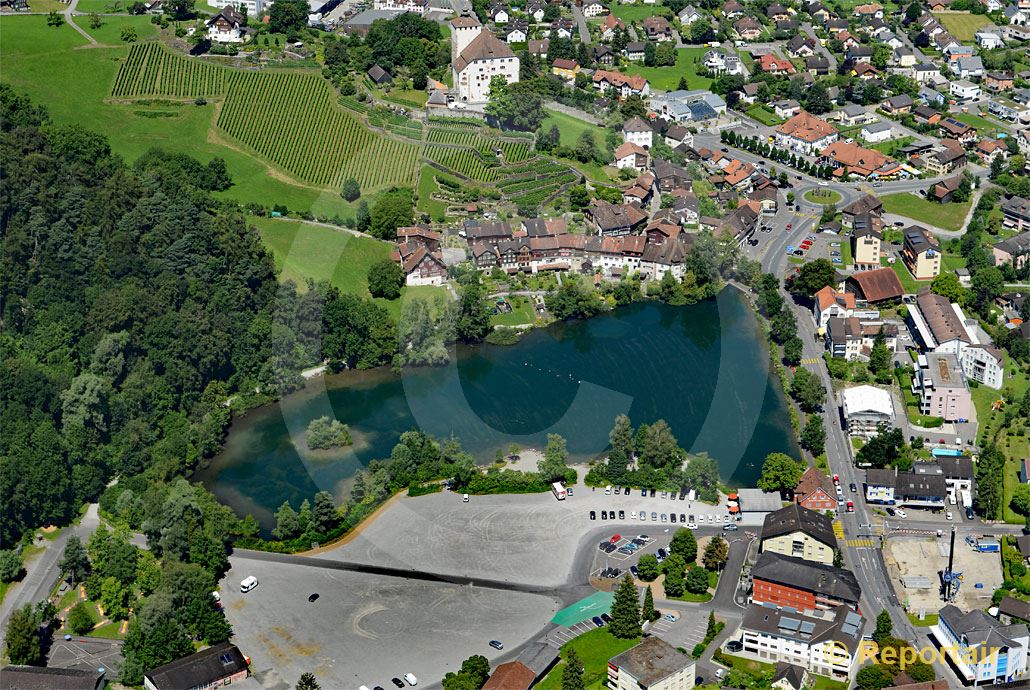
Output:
(840, 385), (894, 437)
(608, 637), (695, 690)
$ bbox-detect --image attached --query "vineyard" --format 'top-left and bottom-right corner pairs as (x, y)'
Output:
(217, 70), (422, 189)
(426, 126), (532, 162)
(425, 145), (502, 182)
(107, 45), (578, 204)
(112, 42), (226, 99)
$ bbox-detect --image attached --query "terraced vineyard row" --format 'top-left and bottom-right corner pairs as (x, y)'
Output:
(424, 145), (502, 182)
(216, 70), (421, 189)
(426, 127), (531, 162)
(112, 42), (226, 99)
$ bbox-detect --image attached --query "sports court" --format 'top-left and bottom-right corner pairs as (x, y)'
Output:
(551, 591), (614, 627)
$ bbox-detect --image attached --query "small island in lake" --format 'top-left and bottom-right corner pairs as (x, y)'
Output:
(306, 416), (353, 450)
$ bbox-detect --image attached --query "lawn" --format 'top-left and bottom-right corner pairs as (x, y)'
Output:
(611, 4), (671, 21)
(73, 0), (134, 10)
(880, 193), (971, 233)
(884, 257), (927, 293)
(377, 87), (429, 107)
(0, 15), (357, 219)
(933, 12), (990, 41)
(974, 364), (1030, 523)
(868, 135), (915, 157)
(907, 612), (939, 626)
(251, 216), (393, 296)
(953, 111), (1010, 137)
(88, 619), (127, 639)
(540, 107), (599, 147)
(490, 295), (538, 327)
(536, 627), (640, 690)
(803, 189), (843, 205)
(80, 15), (159, 45)
(747, 105), (783, 126)
(621, 47), (712, 92)
(416, 164), (467, 221)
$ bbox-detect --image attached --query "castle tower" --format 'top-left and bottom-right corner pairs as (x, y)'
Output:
(450, 10), (483, 63)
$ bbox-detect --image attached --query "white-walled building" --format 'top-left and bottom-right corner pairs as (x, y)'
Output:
(840, 385), (894, 438)
(608, 637), (695, 690)
(451, 13), (520, 103)
(908, 291), (1005, 389)
(932, 605), (1030, 685)
(739, 605), (865, 682)
(206, 5), (246, 42)
(622, 116), (653, 148)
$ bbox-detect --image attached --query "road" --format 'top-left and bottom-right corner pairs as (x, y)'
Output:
(569, 5), (591, 44)
(801, 23), (836, 72)
(0, 504), (100, 635)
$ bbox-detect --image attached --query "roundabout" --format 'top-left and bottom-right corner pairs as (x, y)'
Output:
(802, 188), (844, 205)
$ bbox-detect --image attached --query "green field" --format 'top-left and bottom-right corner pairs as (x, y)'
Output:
(881, 193), (971, 233)
(0, 15), (358, 218)
(251, 216), (393, 296)
(81, 14), (158, 45)
(747, 105), (783, 126)
(621, 47), (712, 92)
(933, 12), (990, 41)
(611, 4), (671, 21)
(868, 135), (915, 157)
(539, 107), (600, 146)
(953, 111), (1010, 136)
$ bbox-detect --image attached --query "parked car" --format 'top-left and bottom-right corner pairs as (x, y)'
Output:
(723, 523), (738, 531)
(641, 489), (647, 497)
(630, 565), (639, 577)
(651, 512), (658, 521)
(679, 513), (686, 522)
(849, 483), (857, 493)
(590, 510), (596, 520)
(592, 616), (605, 627)
(966, 507), (976, 520)
(489, 640), (504, 650)
(392, 679), (405, 688)
(886, 507), (896, 516)
(946, 511), (953, 520)
(618, 510), (625, 520)
(308, 592), (320, 602)
(895, 509), (908, 518)
(670, 513), (677, 523)
(601, 510), (608, 520)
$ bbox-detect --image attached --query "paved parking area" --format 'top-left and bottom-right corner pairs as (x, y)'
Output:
(321, 489), (756, 588)
(47, 635), (123, 677)
(220, 556), (561, 690)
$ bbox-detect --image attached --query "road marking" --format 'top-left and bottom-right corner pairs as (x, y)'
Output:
(847, 538), (875, 548)
(800, 357), (821, 364)
(833, 521), (846, 539)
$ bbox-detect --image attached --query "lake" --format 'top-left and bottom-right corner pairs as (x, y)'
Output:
(196, 289), (799, 526)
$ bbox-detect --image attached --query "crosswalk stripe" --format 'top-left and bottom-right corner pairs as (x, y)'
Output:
(846, 539), (875, 547)
(832, 520), (845, 539)
(800, 357), (821, 364)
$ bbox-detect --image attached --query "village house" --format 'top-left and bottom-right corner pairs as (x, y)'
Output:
(733, 16), (763, 40)
(585, 199), (648, 236)
(551, 58), (579, 81)
(593, 69), (650, 99)
(846, 267), (905, 303)
(819, 141), (902, 180)
(641, 15), (674, 41)
(613, 142), (649, 171)
(852, 217), (883, 270)
(774, 111), (838, 156)
(813, 285), (856, 329)
(759, 53), (796, 75)
(207, 5), (246, 43)
(792, 468), (839, 513)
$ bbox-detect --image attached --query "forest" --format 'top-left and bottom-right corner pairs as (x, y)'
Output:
(0, 84), (394, 549)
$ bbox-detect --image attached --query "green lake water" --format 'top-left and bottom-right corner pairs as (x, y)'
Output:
(196, 290), (799, 526)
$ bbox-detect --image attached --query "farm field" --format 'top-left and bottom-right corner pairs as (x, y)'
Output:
(0, 15), (357, 218)
(881, 193), (971, 233)
(621, 47), (712, 92)
(251, 216), (393, 296)
(426, 126), (532, 162)
(112, 43), (424, 190)
(932, 12), (990, 41)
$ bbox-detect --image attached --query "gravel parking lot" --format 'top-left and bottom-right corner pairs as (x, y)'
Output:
(220, 556), (561, 690)
(321, 489), (754, 588)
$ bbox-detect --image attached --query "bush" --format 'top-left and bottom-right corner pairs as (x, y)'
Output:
(67, 601), (95, 636)
(342, 177), (361, 202)
(0, 550), (22, 582)
(685, 567), (709, 594)
(407, 483), (444, 497)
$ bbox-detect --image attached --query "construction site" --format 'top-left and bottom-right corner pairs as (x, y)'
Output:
(883, 531), (1004, 615)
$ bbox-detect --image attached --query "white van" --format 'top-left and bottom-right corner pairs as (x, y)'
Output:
(604, 485), (612, 495)
(463, 493), (469, 502)
(240, 576), (258, 593)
